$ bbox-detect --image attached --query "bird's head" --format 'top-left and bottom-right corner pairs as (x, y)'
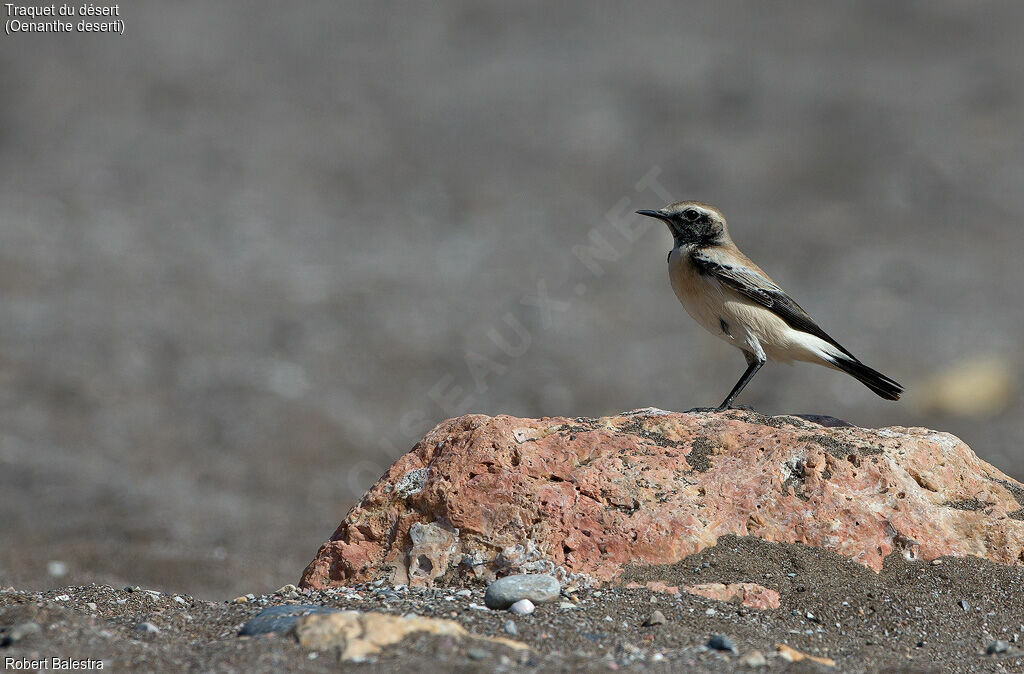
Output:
(636, 201), (729, 248)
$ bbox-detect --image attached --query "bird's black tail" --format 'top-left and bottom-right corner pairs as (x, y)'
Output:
(826, 356), (903, 401)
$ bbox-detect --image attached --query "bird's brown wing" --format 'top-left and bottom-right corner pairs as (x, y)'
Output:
(690, 248), (854, 359)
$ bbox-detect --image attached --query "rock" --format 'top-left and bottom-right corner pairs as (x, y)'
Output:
(404, 520), (459, 586)
(986, 640), (1010, 655)
(291, 610), (527, 662)
(707, 634), (737, 653)
(643, 610), (667, 626)
(86, 602), (97, 611)
(685, 582), (780, 610)
(484, 574), (560, 609)
(135, 622), (160, 634)
(466, 647), (489, 660)
(239, 604), (341, 636)
(504, 620), (518, 636)
(776, 643), (835, 667)
(1, 622), (41, 646)
(739, 650), (767, 667)
(276, 584), (297, 595)
(300, 410), (1024, 589)
(508, 599), (535, 615)
(959, 599), (970, 611)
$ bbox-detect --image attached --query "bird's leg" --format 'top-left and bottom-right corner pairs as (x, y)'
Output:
(716, 351), (765, 411)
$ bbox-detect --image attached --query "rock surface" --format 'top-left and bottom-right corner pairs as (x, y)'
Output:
(684, 583), (781, 610)
(301, 409), (1024, 589)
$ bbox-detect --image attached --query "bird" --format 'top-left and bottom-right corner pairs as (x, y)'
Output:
(635, 201), (902, 410)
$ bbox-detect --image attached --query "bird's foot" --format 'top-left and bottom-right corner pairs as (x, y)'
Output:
(686, 407), (720, 414)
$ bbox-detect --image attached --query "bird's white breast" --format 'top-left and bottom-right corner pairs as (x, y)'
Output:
(666, 247), (834, 364)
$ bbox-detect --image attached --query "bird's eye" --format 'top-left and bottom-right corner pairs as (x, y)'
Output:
(683, 209), (700, 221)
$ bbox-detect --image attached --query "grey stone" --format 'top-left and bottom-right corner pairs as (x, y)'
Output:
(707, 634), (737, 653)
(484, 574), (560, 609)
(643, 610), (667, 626)
(986, 640), (1010, 655)
(504, 620), (518, 636)
(135, 622), (160, 634)
(238, 604), (340, 636)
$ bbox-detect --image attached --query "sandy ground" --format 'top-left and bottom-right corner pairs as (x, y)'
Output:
(3, 537), (1023, 673)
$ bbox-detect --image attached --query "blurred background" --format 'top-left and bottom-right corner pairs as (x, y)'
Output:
(1, 1), (1022, 599)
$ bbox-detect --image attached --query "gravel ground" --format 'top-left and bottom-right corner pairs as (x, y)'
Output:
(3, 537), (1022, 672)
(2, 2), (1024, 603)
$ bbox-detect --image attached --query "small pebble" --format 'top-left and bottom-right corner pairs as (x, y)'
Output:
(86, 602), (98, 611)
(643, 610), (667, 626)
(233, 596), (248, 604)
(174, 596), (186, 604)
(276, 584), (297, 595)
(959, 599), (970, 611)
(558, 602), (577, 610)
(509, 599), (535, 615)
(466, 647), (489, 660)
(135, 622), (160, 634)
(707, 634), (737, 653)
(1, 622), (41, 647)
(504, 620), (518, 636)
(739, 650), (767, 667)
(455, 589), (472, 598)
(986, 640), (1010, 655)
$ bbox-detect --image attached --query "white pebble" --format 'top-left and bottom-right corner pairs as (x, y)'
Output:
(508, 599), (535, 615)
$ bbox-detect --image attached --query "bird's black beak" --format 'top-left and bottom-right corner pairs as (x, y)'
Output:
(635, 209), (669, 221)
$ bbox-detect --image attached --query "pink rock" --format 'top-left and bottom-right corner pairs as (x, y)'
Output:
(684, 582), (781, 610)
(300, 410), (1024, 589)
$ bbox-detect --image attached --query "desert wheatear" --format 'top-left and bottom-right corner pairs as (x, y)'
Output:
(636, 201), (902, 410)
